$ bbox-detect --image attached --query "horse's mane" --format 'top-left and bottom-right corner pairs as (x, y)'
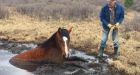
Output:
(38, 28), (70, 49)
(39, 32), (57, 48)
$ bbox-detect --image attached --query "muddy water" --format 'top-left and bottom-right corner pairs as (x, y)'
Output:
(0, 50), (33, 75)
(0, 41), (112, 75)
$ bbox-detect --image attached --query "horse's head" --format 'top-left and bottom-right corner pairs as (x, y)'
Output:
(56, 27), (72, 58)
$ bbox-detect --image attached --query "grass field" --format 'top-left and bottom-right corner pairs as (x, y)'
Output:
(0, 0), (140, 75)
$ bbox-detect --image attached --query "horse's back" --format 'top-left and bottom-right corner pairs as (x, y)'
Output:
(10, 47), (64, 67)
(12, 47), (46, 61)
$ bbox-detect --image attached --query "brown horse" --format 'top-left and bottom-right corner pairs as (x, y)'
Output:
(9, 27), (72, 71)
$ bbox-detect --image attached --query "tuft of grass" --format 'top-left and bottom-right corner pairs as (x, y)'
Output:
(131, 0), (140, 11)
(0, 6), (9, 19)
(124, 13), (140, 32)
(110, 52), (140, 75)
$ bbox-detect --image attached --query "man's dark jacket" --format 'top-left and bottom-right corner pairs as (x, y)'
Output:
(100, 3), (124, 29)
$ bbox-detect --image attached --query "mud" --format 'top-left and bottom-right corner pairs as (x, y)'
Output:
(0, 40), (113, 75)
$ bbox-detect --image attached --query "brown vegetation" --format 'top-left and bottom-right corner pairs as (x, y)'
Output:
(0, 0), (106, 20)
(0, 6), (9, 19)
(0, 0), (140, 75)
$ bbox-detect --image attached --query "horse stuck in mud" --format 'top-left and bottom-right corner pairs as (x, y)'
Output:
(0, 27), (112, 75)
(9, 27), (73, 71)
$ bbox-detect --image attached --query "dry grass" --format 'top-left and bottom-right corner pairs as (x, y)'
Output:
(0, 0), (105, 20)
(131, 0), (140, 11)
(0, 0), (140, 75)
(0, 9), (102, 51)
(110, 52), (140, 75)
(107, 11), (140, 75)
(0, 6), (9, 19)
(123, 13), (140, 32)
(0, 9), (140, 75)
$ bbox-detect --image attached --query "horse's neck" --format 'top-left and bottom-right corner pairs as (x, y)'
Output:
(39, 33), (57, 49)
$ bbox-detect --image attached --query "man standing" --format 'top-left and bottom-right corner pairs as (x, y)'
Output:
(99, 0), (124, 58)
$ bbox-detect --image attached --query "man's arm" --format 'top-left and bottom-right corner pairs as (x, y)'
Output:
(100, 6), (109, 26)
(118, 6), (124, 24)
(115, 5), (124, 29)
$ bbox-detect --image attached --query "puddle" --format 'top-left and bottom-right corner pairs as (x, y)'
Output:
(0, 50), (33, 75)
(0, 41), (112, 75)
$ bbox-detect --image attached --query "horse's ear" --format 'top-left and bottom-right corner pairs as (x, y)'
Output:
(68, 26), (73, 33)
(58, 27), (61, 32)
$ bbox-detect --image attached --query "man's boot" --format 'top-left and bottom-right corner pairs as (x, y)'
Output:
(98, 47), (104, 58)
(114, 47), (119, 58)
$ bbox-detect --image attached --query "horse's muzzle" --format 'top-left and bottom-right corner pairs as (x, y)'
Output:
(63, 52), (70, 59)
(66, 53), (70, 58)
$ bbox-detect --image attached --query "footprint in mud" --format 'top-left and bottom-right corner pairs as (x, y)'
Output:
(0, 41), (112, 75)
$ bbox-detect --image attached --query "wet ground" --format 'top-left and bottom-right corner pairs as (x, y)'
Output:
(0, 40), (113, 75)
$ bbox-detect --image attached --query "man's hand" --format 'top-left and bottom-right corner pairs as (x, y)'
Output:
(108, 24), (113, 29)
(115, 22), (120, 29)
